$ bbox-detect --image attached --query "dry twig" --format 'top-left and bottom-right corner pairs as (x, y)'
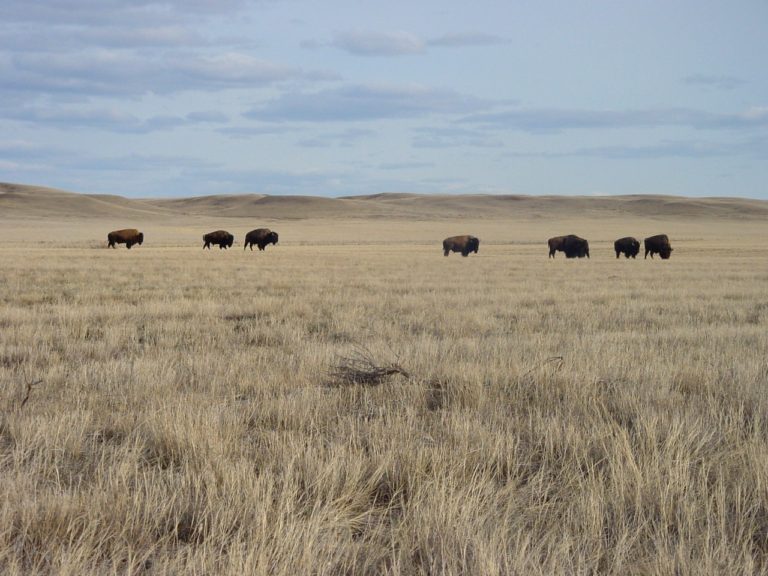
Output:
(520, 356), (564, 378)
(328, 344), (409, 387)
(19, 375), (43, 410)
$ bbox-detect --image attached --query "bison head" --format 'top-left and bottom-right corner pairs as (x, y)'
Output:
(469, 236), (479, 253)
(226, 235), (234, 248)
(269, 231), (279, 245)
(137, 232), (144, 245)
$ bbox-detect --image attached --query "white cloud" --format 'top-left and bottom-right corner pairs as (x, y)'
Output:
(2, 105), (230, 133)
(683, 74), (746, 90)
(2, 50), (314, 97)
(427, 33), (508, 47)
(0, 0), (252, 26)
(461, 107), (768, 133)
(411, 127), (504, 148)
(306, 30), (509, 56)
(247, 83), (488, 122)
(330, 30), (425, 56)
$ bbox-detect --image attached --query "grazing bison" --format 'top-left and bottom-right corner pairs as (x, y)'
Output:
(548, 236), (568, 258)
(564, 235), (589, 258)
(203, 230), (234, 250)
(644, 234), (673, 259)
(614, 236), (640, 259)
(443, 235), (479, 257)
(244, 228), (279, 251)
(548, 234), (589, 258)
(107, 229), (144, 249)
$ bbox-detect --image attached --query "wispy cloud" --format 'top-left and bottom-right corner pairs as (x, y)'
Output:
(427, 33), (508, 47)
(246, 83), (487, 122)
(218, 124), (300, 139)
(412, 127), (504, 148)
(683, 74), (746, 90)
(0, 26), (205, 52)
(378, 161), (435, 170)
(305, 30), (508, 56)
(0, 0), (252, 26)
(503, 137), (768, 160)
(0, 50), (324, 97)
(297, 128), (376, 148)
(461, 106), (768, 133)
(328, 30), (425, 56)
(2, 105), (231, 133)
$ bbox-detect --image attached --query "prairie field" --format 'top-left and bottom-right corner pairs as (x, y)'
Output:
(1, 201), (767, 574)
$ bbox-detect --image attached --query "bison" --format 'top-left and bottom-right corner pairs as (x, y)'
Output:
(203, 230), (234, 250)
(244, 228), (279, 251)
(614, 236), (640, 259)
(107, 229), (144, 249)
(644, 234), (673, 259)
(548, 236), (567, 258)
(443, 235), (479, 257)
(564, 235), (589, 258)
(548, 234), (589, 258)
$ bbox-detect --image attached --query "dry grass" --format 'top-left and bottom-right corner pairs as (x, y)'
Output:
(0, 214), (767, 574)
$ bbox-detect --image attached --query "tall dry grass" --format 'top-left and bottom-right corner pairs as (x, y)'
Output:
(0, 218), (767, 574)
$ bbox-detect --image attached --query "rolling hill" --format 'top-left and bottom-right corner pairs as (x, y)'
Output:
(2, 182), (767, 221)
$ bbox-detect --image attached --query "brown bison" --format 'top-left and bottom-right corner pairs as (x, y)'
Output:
(644, 234), (673, 259)
(548, 236), (567, 258)
(244, 228), (279, 251)
(614, 236), (640, 259)
(443, 235), (479, 257)
(107, 229), (144, 249)
(203, 230), (234, 250)
(548, 234), (589, 258)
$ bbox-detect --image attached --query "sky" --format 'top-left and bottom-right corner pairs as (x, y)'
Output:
(1, 0), (767, 199)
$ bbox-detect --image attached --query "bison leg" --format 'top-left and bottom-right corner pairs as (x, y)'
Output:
(126, 242), (132, 249)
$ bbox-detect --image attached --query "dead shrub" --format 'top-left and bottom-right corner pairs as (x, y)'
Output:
(327, 345), (410, 387)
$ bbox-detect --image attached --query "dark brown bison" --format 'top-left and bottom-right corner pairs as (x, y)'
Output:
(107, 229), (144, 249)
(564, 235), (589, 258)
(443, 235), (479, 257)
(644, 234), (673, 259)
(244, 228), (279, 251)
(203, 230), (234, 250)
(548, 236), (567, 258)
(614, 236), (640, 259)
(548, 234), (589, 258)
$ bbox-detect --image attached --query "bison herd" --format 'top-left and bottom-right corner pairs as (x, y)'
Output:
(107, 227), (673, 260)
(445, 233), (670, 260)
(107, 228), (279, 251)
(546, 233), (672, 259)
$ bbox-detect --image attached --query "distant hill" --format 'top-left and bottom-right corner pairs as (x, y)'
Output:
(2, 182), (767, 221)
(0, 183), (174, 219)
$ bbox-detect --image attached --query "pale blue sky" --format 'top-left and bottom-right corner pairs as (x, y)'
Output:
(2, 0), (767, 198)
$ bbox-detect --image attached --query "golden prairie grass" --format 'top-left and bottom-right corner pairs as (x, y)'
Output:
(0, 217), (767, 574)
